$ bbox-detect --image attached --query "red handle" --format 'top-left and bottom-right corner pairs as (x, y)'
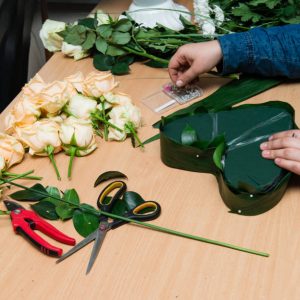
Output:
(15, 220), (63, 257)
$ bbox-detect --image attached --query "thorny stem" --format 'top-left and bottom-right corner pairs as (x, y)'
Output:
(123, 46), (169, 64)
(125, 123), (144, 148)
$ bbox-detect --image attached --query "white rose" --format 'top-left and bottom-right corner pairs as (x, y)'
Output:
(213, 5), (224, 26)
(61, 42), (89, 61)
(22, 74), (46, 97)
(16, 119), (61, 156)
(107, 119), (127, 141)
(88, 10), (110, 25)
(0, 133), (24, 170)
(59, 116), (97, 154)
(109, 104), (142, 129)
(66, 94), (97, 119)
(39, 19), (66, 52)
(103, 92), (133, 106)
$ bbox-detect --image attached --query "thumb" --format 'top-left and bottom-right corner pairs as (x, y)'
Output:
(176, 66), (198, 87)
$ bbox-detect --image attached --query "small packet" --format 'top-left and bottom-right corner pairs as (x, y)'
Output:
(142, 82), (203, 114)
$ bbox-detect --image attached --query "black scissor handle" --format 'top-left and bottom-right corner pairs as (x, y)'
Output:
(111, 201), (161, 229)
(97, 181), (127, 212)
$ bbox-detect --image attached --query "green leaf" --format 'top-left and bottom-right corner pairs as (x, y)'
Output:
(94, 171), (128, 187)
(97, 24), (113, 39)
(78, 18), (96, 29)
(63, 189), (80, 205)
(111, 199), (127, 215)
(46, 186), (61, 199)
(249, 0), (281, 9)
(111, 62), (130, 75)
(31, 201), (59, 220)
(73, 207), (99, 237)
(93, 53), (115, 71)
(106, 45), (127, 56)
(123, 191), (145, 210)
(64, 25), (87, 45)
(181, 124), (198, 145)
(111, 31), (131, 45)
(213, 141), (226, 170)
(10, 184), (48, 201)
(113, 19), (132, 32)
(232, 4), (262, 23)
(95, 38), (108, 54)
(56, 203), (74, 220)
(81, 31), (96, 50)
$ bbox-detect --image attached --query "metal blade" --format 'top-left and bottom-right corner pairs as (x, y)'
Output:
(86, 223), (110, 274)
(3, 200), (24, 211)
(56, 230), (97, 263)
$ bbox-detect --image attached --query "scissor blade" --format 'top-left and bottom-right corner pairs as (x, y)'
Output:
(86, 225), (109, 274)
(3, 200), (24, 211)
(56, 230), (97, 263)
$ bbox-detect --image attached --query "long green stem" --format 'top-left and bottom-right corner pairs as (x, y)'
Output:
(5, 180), (269, 257)
(3, 171), (42, 181)
(46, 145), (61, 181)
(0, 170), (38, 185)
(123, 46), (169, 64)
(68, 147), (77, 179)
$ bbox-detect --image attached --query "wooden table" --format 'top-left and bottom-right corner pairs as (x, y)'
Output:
(1, 1), (300, 299)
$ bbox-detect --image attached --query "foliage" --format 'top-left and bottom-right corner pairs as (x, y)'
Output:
(210, 0), (300, 33)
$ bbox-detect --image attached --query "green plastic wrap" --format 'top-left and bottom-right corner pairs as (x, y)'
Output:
(160, 101), (297, 215)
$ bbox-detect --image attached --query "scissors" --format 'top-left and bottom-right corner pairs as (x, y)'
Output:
(4, 200), (76, 257)
(57, 180), (161, 274)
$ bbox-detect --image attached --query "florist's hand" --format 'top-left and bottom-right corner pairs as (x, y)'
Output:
(260, 130), (300, 175)
(168, 40), (223, 87)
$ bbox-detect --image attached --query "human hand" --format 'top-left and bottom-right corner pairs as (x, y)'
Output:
(260, 130), (300, 175)
(168, 40), (223, 87)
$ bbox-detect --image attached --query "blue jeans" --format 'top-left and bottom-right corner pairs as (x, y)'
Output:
(218, 24), (300, 78)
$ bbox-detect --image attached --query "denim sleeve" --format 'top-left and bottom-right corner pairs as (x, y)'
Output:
(217, 25), (300, 79)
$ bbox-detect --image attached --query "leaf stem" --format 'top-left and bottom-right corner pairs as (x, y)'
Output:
(123, 46), (169, 64)
(93, 113), (123, 132)
(2, 171), (42, 181)
(5, 180), (269, 257)
(46, 145), (61, 181)
(68, 146), (77, 179)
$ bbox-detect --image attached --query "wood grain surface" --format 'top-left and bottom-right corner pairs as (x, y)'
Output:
(1, 1), (300, 299)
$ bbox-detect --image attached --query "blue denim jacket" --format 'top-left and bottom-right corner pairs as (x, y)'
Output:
(218, 25), (300, 78)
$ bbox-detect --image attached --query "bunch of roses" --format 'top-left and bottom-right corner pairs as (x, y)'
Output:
(4, 71), (142, 180)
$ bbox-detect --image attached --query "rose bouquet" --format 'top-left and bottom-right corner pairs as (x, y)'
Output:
(4, 71), (142, 180)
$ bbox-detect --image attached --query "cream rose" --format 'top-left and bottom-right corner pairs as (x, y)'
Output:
(61, 42), (90, 61)
(66, 94), (97, 119)
(64, 72), (85, 93)
(22, 74), (46, 98)
(0, 133), (24, 170)
(103, 92), (133, 106)
(16, 119), (61, 156)
(5, 97), (41, 134)
(107, 119), (127, 141)
(39, 19), (66, 52)
(37, 80), (76, 116)
(59, 116), (97, 178)
(109, 103), (142, 129)
(82, 71), (118, 98)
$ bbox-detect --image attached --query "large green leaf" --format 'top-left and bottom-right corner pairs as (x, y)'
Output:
(114, 19), (132, 32)
(111, 31), (131, 45)
(73, 205), (99, 237)
(10, 184), (48, 201)
(31, 201), (59, 220)
(94, 171), (127, 187)
(123, 191), (145, 210)
(63, 189), (80, 205)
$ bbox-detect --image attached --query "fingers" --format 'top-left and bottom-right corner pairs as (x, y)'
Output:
(274, 158), (300, 175)
(260, 131), (300, 175)
(269, 130), (300, 140)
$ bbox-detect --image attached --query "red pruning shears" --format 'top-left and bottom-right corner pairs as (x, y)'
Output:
(4, 200), (76, 257)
